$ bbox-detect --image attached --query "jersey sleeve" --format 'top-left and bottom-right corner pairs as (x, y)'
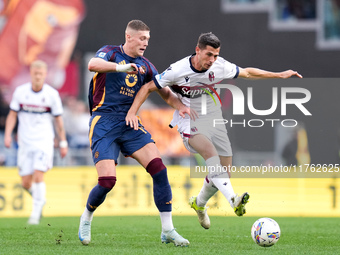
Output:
(223, 59), (239, 79)
(9, 87), (20, 112)
(144, 60), (158, 83)
(153, 66), (175, 89)
(50, 89), (63, 116)
(94, 45), (114, 62)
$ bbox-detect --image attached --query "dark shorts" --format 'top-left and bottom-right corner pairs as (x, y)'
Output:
(89, 114), (154, 164)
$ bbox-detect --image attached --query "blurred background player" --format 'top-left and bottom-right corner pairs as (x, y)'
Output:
(79, 20), (190, 246)
(4, 60), (68, 225)
(126, 32), (302, 229)
(0, 0), (85, 103)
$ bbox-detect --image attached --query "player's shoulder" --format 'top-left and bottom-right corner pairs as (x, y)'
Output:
(14, 82), (31, 93)
(139, 56), (157, 71)
(96, 45), (121, 57)
(168, 55), (192, 72)
(43, 84), (60, 96)
(98, 45), (121, 53)
(18, 82), (31, 89)
(173, 55), (191, 67)
(210, 56), (234, 71)
(215, 56), (229, 64)
(216, 56), (235, 66)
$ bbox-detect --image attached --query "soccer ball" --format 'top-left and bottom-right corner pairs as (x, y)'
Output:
(251, 217), (280, 247)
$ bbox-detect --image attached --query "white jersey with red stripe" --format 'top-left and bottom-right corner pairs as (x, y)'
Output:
(153, 54), (239, 129)
(9, 83), (63, 152)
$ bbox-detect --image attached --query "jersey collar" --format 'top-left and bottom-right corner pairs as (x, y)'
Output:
(120, 44), (140, 61)
(189, 54), (206, 73)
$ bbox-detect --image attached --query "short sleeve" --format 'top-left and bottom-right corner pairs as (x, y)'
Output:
(145, 61), (158, 82)
(94, 45), (113, 62)
(9, 87), (20, 112)
(223, 59), (239, 79)
(50, 89), (63, 116)
(153, 66), (175, 89)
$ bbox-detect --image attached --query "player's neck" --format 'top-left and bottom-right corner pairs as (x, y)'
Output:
(31, 83), (43, 92)
(122, 44), (138, 59)
(191, 55), (201, 71)
(191, 55), (207, 72)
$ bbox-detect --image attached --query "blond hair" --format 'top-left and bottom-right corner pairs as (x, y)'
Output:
(30, 60), (48, 70)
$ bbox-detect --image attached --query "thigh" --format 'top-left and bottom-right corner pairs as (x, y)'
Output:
(177, 117), (214, 155)
(89, 115), (121, 164)
(188, 134), (218, 160)
(119, 124), (155, 160)
(131, 143), (161, 168)
(17, 146), (34, 177)
(95, 159), (117, 177)
(32, 150), (53, 172)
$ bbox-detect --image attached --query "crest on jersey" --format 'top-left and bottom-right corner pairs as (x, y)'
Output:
(185, 76), (189, 82)
(209, 71), (215, 82)
(191, 126), (198, 132)
(98, 52), (106, 58)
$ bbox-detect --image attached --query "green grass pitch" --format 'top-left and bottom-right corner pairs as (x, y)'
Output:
(0, 216), (339, 254)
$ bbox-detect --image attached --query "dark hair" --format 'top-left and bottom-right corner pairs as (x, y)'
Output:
(197, 32), (220, 49)
(127, 20), (150, 31)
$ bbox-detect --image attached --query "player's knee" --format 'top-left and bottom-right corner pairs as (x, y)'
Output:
(98, 176), (117, 190)
(21, 180), (31, 190)
(22, 183), (31, 191)
(146, 158), (166, 176)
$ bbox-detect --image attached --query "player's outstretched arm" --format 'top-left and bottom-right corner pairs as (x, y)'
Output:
(157, 87), (198, 121)
(238, 67), (303, 79)
(4, 110), (17, 148)
(88, 57), (144, 74)
(126, 81), (158, 130)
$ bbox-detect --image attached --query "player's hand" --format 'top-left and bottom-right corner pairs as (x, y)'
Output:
(280, 70), (303, 79)
(179, 106), (199, 121)
(133, 63), (145, 74)
(125, 111), (139, 130)
(4, 135), (12, 148)
(60, 147), (68, 158)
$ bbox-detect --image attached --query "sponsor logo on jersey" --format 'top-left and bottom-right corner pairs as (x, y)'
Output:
(125, 74), (138, 87)
(176, 82), (220, 101)
(20, 104), (51, 113)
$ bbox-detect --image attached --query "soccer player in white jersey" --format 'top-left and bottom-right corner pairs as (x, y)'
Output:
(126, 32), (302, 229)
(4, 60), (68, 225)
